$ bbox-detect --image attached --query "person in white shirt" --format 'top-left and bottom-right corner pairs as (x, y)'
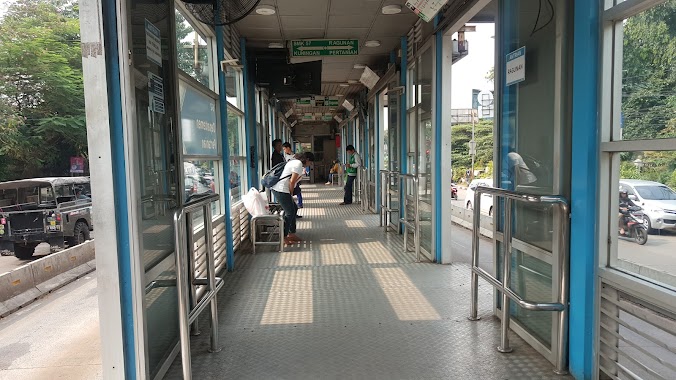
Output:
(282, 142), (304, 209)
(271, 153), (307, 244)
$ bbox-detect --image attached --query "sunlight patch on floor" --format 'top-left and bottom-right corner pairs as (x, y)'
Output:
(358, 241), (397, 264)
(372, 268), (441, 321)
(319, 243), (357, 265)
(260, 270), (313, 325)
(276, 251), (313, 267)
(344, 219), (367, 228)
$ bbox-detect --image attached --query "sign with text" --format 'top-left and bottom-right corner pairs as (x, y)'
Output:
(148, 72), (165, 114)
(291, 39), (359, 57)
(179, 81), (219, 157)
(70, 157), (85, 174)
(505, 47), (526, 86)
(145, 19), (162, 66)
(405, 0), (450, 23)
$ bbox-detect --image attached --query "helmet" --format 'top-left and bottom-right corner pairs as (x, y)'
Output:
(620, 190), (628, 195)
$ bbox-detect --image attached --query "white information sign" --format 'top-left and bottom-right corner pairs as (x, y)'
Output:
(505, 47), (526, 86)
(405, 0), (450, 23)
(148, 72), (165, 114)
(145, 19), (162, 67)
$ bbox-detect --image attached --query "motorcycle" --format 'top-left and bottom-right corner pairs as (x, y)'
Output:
(619, 205), (648, 245)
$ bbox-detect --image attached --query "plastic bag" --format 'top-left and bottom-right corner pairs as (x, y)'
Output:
(243, 188), (268, 217)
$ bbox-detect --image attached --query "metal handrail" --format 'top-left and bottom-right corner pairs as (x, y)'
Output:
(468, 186), (569, 375)
(173, 193), (223, 379)
(359, 167), (369, 212)
(399, 173), (421, 262)
(379, 170), (400, 232)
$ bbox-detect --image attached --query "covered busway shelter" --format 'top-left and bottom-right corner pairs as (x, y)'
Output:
(79, 0), (676, 379)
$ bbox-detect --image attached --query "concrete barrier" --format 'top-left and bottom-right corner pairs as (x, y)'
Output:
(451, 204), (494, 238)
(0, 240), (95, 317)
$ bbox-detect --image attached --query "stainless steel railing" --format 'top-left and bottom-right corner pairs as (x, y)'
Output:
(399, 173), (421, 262)
(173, 193), (223, 380)
(468, 186), (570, 375)
(359, 167), (369, 212)
(379, 170), (400, 232)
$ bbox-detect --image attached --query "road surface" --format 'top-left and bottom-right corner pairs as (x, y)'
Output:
(0, 243), (51, 275)
(0, 275), (101, 380)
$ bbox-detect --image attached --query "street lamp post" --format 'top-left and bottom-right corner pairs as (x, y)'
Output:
(633, 158), (644, 174)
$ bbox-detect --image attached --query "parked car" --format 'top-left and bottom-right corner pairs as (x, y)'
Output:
(0, 177), (93, 260)
(465, 178), (494, 216)
(619, 179), (676, 232)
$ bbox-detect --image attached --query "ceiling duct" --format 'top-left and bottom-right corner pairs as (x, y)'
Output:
(182, 0), (261, 26)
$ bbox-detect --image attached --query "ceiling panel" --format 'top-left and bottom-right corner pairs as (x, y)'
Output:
(329, 0), (382, 15)
(237, 29), (283, 39)
(238, 15), (280, 29)
(369, 14), (419, 37)
(327, 15), (373, 29)
(325, 28), (369, 39)
(277, 0), (329, 16)
(280, 15), (326, 29)
(321, 56), (360, 63)
(284, 29), (325, 39)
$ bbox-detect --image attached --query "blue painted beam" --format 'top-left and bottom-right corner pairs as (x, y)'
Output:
(569, 0), (599, 378)
(375, 94), (381, 214)
(400, 36), (408, 234)
(102, 0), (135, 377)
(434, 31), (443, 263)
(217, 27), (235, 271)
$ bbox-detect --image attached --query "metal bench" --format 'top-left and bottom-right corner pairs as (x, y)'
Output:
(250, 189), (284, 254)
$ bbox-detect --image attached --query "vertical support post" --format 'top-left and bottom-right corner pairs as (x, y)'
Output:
(555, 202), (570, 375)
(215, 26), (234, 271)
(498, 197), (514, 353)
(174, 211), (192, 379)
(468, 187), (482, 321)
(399, 36), (408, 235)
(187, 216), (200, 336)
(414, 176), (421, 263)
(204, 204), (221, 353)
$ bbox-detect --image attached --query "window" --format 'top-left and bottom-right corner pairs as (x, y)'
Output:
(601, 0), (676, 290)
(225, 67), (242, 108)
(175, 9), (214, 89)
(228, 106), (246, 203)
(184, 160), (221, 227)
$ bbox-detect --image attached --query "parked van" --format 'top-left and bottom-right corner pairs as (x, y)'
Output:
(619, 179), (676, 232)
(465, 178), (494, 216)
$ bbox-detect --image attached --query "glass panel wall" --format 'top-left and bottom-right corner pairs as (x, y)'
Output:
(228, 106), (246, 203)
(175, 9), (213, 89)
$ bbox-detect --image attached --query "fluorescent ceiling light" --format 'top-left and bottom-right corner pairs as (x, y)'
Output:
(255, 5), (276, 15)
(268, 42), (284, 49)
(339, 83), (350, 87)
(364, 40), (381, 48)
(347, 79), (359, 84)
(353, 63), (367, 69)
(382, 5), (402, 14)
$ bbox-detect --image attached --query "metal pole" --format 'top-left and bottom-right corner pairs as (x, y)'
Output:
(380, 171), (386, 228)
(555, 203), (570, 375)
(468, 187), (482, 321)
(174, 211), (193, 379)
(204, 204), (222, 353)
(414, 176), (421, 262)
(187, 216), (200, 336)
(498, 197), (513, 353)
(402, 176), (408, 252)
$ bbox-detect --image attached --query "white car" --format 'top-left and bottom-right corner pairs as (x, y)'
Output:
(465, 178), (494, 216)
(619, 179), (676, 232)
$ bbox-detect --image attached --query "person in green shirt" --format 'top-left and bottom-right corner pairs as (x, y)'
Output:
(340, 145), (362, 205)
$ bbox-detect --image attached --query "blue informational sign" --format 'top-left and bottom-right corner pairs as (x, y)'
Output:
(179, 81), (219, 157)
(505, 46), (526, 86)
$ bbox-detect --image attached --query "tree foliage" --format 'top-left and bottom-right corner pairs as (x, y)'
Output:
(451, 121), (494, 182)
(0, 0), (85, 181)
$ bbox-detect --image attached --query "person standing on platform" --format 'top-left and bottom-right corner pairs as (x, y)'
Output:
(270, 153), (307, 244)
(340, 145), (361, 205)
(282, 142), (304, 209)
(271, 139), (284, 167)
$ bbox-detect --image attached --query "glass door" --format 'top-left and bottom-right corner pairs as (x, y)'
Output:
(496, 0), (571, 363)
(125, 1), (181, 377)
(387, 79), (400, 230)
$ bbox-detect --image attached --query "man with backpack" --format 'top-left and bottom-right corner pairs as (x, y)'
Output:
(268, 153), (307, 244)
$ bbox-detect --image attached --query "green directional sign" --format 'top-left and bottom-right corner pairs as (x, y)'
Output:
(291, 39), (359, 57)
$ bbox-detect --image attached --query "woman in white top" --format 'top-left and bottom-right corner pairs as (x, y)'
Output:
(271, 153), (307, 244)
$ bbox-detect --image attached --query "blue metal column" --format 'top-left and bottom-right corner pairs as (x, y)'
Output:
(434, 30), (443, 263)
(217, 27), (235, 271)
(569, 0), (600, 378)
(102, 0), (136, 376)
(241, 37), (257, 189)
(399, 36), (408, 234)
(363, 112), (369, 169)
(375, 94), (381, 213)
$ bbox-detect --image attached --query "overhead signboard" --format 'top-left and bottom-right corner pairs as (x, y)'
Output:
(295, 96), (340, 107)
(291, 39), (359, 57)
(405, 0), (450, 23)
(505, 46), (526, 86)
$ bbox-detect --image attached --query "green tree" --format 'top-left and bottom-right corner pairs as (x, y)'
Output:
(0, 0), (86, 180)
(451, 121), (494, 181)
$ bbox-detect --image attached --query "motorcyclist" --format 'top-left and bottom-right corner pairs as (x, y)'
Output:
(619, 190), (638, 235)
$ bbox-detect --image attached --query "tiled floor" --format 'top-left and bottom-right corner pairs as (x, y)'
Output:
(166, 184), (571, 379)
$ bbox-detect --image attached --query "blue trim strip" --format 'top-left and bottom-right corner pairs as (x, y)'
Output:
(363, 112), (369, 168)
(400, 36), (408, 234)
(102, 1), (135, 377)
(570, 0), (599, 378)
(434, 32), (443, 263)
(375, 94), (381, 214)
(217, 27), (236, 271)
(240, 38), (255, 189)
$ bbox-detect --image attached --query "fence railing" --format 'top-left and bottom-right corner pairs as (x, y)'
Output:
(468, 186), (570, 375)
(379, 170), (400, 232)
(399, 173), (421, 262)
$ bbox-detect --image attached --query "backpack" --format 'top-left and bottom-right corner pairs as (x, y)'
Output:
(261, 161), (291, 188)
